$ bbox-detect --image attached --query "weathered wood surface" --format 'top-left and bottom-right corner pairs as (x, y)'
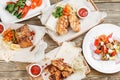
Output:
(0, 0), (120, 80)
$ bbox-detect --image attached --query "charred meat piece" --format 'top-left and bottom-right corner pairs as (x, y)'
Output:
(63, 65), (73, 74)
(18, 37), (33, 48)
(62, 71), (71, 78)
(68, 14), (80, 32)
(16, 24), (31, 37)
(49, 75), (56, 80)
(47, 65), (58, 74)
(45, 59), (74, 80)
(56, 15), (69, 35)
(46, 65), (62, 80)
(51, 59), (65, 70)
(15, 24), (33, 48)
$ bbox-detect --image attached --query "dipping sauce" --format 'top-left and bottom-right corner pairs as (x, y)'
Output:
(0, 24), (4, 33)
(29, 64), (42, 77)
(77, 8), (88, 18)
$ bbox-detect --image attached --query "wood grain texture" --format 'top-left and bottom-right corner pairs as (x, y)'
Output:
(0, 0), (120, 80)
(94, 0), (120, 3)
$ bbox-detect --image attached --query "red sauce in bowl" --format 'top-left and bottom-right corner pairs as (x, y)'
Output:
(0, 24), (4, 33)
(30, 65), (41, 76)
(78, 8), (88, 17)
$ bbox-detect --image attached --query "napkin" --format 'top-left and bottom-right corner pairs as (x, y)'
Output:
(0, 23), (47, 62)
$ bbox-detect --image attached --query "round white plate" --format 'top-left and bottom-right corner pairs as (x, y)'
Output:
(83, 24), (120, 74)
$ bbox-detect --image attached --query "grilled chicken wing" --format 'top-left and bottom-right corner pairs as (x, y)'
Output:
(51, 59), (65, 70)
(68, 14), (80, 32)
(45, 59), (74, 80)
(56, 15), (69, 35)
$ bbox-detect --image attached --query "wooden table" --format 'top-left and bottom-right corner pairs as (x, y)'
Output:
(0, 0), (120, 80)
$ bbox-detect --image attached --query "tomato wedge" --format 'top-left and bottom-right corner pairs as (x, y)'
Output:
(94, 39), (100, 46)
(22, 6), (31, 18)
(94, 49), (102, 54)
(111, 51), (116, 56)
(101, 45), (108, 53)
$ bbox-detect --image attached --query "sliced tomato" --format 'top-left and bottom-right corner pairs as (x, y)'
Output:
(111, 51), (116, 56)
(94, 39), (100, 46)
(101, 45), (108, 53)
(94, 49), (102, 54)
(22, 6), (31, 18)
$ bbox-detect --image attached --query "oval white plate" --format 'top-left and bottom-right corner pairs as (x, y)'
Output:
(83, 24), (120, 74)
(0, 0), (50, 23)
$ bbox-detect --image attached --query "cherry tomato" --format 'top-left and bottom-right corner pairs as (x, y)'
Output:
(31, 2), (36, 9)
(31, 0), (42, 9)
(78, 8), (88, 17)
(31, 65), (41, 75)
(111, 51), (116, 56)
(94, 39), (100, 46)
(0, 24), (4, 33)
(94, 49), (102, 54)
(37, 0), (42, 7)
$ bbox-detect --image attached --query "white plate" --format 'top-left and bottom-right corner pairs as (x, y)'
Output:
(83, 24), (120, 74)
(0, 23), (47, 62)
(0, 0), (50, 23)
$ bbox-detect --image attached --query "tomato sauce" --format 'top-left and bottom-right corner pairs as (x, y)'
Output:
(0, 24), (4, 33)
(31, 65), (41, 75)
(78, 8), (88, 17)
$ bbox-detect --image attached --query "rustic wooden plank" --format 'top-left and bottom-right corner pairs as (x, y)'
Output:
(0, 71), (28, 78)
(94, 0), (120, 3)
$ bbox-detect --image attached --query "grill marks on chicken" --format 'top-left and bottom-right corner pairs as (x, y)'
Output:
(56, 15), (69, 35)
(56, 14), (80, 35)
(68, 14), (80, 32)
(45, 59), (74, 80)
(16, 24), (33, 48)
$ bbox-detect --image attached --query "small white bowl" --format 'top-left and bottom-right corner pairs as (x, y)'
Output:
(77, 6), (90, 19)
(28, 63), (42, 77)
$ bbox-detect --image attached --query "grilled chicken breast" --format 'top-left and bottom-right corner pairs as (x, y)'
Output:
(68, 14), (80, 32)
(56, 15), (69, 35)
